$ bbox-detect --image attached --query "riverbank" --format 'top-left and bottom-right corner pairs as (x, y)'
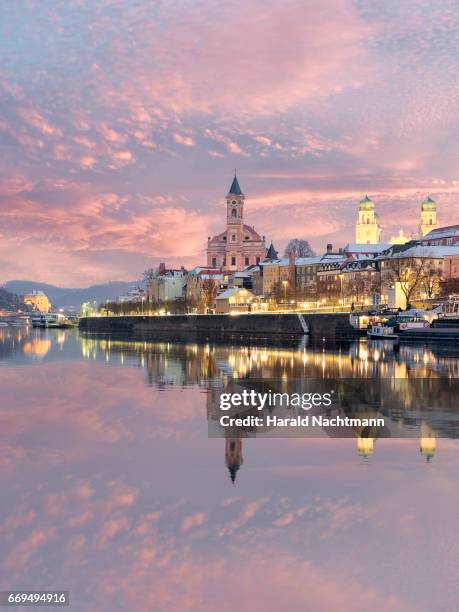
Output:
(79, 312), (360, 339)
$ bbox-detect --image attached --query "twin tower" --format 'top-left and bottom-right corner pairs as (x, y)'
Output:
(355, 195), (438, 244)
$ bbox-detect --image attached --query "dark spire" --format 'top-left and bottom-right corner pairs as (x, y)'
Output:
(227, 464), (240, 483)
(228, 172), (243, 196)
(266, 242), (278, 260)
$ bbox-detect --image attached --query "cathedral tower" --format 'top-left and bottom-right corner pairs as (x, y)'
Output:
(420, 196), (437, 237)
(355, 196), (381, 244)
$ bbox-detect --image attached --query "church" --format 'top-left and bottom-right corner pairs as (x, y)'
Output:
(355, 195), (438, 244)
(207, 175), (267, 271)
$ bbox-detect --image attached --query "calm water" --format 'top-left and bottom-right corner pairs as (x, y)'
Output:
(1, 328), (459, 611)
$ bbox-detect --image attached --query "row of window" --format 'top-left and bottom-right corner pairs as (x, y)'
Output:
(222, 234), (252, 241)
(212, 256), (261, 267)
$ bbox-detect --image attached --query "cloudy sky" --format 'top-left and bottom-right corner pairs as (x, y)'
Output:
(1, 0), (459, 286)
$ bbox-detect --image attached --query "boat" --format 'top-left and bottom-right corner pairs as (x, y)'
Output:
(31, 313), (75, 329)
(367, 322), (399, 339)
(367, 313), (430, 339)
(31, 315), (45, 328)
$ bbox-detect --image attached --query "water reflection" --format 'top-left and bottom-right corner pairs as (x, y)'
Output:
(1, 328), (459, 610)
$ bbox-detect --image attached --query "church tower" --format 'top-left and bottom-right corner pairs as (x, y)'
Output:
(225, 432), (243, 483)
(355, 196), (381, 244)
(226, 174), (244, 242)
(207, 174), (267, 271)
(420, 196), (437, 237)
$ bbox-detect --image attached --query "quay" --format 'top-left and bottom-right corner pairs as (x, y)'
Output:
(79, 312), (360, 339)
(400, 327), (459, 343)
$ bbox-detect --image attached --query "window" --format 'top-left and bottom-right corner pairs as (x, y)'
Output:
(223, 236), (227, 241)
(245, 256), (249, 266)
(212, 257), (217, 267)
(231, 209), (237, 218)
(256, 257), (260, 265)
(231, 234), (236, 241)
(231, 256), (236, 266)
(245, 236), (250, 240)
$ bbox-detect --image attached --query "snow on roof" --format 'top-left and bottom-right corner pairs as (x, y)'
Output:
(216, 287), (251, 299)
(295, 256), (324, 265)
(261, 258), (289, 267)
(422, 225), (459, 240)
(344, 243), (391, 253)
(388, 245), (459, 259)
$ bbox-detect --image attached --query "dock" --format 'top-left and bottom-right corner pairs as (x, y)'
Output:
(400, 327), (459, 343)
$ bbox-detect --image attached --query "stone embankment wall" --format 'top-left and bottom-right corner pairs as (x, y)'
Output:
(79, 312), (359, 339)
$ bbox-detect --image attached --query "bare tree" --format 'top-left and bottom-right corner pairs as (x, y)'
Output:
(284, 239), (315, 258)
(420, 262), (442, 298)
(384, 257), (426, 305)
(201, 278), (218, 313)
(143, 268), (156, 283)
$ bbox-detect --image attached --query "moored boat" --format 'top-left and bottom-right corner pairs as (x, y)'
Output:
(367, 322), (399, 339)
(367, 313), (429, 339)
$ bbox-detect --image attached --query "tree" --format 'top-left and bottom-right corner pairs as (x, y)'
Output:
(201, 278), (218, 313)
(269, 280), (296, 305)
(420, 262), (442, 299)
(283, 239), (315, 258)
(143, 268), (156, 283)
(384, 257), (426, 306)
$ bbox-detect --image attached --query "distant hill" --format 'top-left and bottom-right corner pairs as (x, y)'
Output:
(4, 280), (143, 311)
(0, 287), (26, 312)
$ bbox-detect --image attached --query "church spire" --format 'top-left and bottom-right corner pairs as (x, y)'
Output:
(228, 172), (243, 196)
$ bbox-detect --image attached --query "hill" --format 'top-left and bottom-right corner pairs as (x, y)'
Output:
(0, 287), (26, 312)
(4, 280), (142, 311)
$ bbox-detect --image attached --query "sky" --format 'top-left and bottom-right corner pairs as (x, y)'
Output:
(1, 0), (459, 286)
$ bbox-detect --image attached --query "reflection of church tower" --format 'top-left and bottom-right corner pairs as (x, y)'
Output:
(419, 422), (436, 462)
(225, 432), (243, 483)
(420, 196), (437, 237)
(357, 435), (375, 458)
(355, 196), (381, 244)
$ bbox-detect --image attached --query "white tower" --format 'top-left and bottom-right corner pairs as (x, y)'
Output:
(355, 196), (381, 244)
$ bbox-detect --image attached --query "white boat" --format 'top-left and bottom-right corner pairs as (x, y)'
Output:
(367, 323), (399, 339)
(438, 296), (459, 318)
(0, 321), (9, 328)
(367, 314), (429, 339)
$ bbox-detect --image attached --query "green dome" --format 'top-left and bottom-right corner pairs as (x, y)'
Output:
(359, 195), (374, 210)
(421, 196), (436, 211)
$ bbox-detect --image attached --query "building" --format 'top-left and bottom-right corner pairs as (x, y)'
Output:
(341, 258), (381, 307)
(420, 196), (438, 236)
(419, 225), (459, 247)
(207, 175), (267, 272)
(379, 244), (459, 303)
(117, 287), (147, 304)
(355, 196), (381, 244)
(23, 290), (51, 313)
(354, 195), (437, 245)
(261, 258), (290, 296)
(443, 255), (459, 279)
(298, 245), (347, 302)
(215, 287), (255, 313)
(148, 263), (187, 303)
(316, 257), (347, 304)
(185, 267), (227, 305)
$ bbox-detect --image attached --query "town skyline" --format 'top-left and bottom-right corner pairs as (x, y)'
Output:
(2, 1), (459, 285)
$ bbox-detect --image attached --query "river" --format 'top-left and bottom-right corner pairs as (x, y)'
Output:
(1, 327), (458, 611)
